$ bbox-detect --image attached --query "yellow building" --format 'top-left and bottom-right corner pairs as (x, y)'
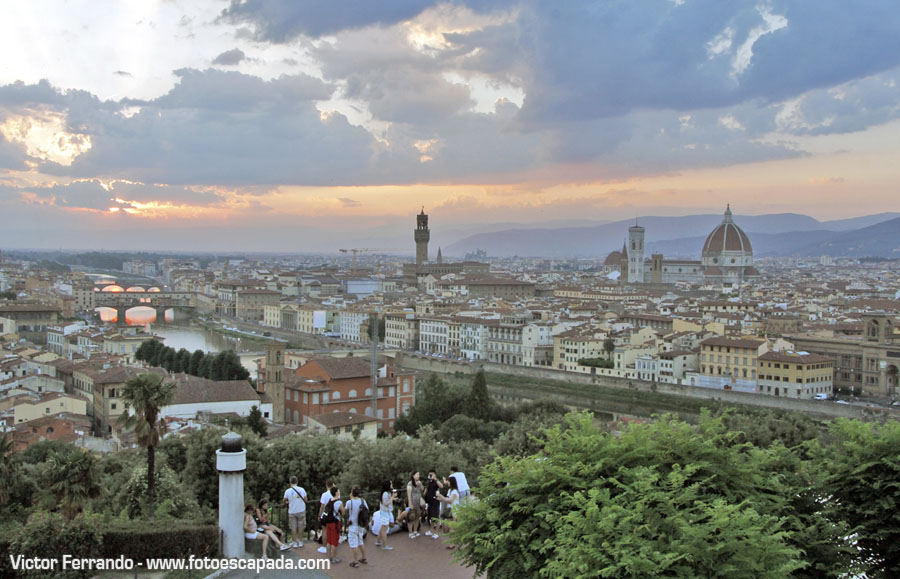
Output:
(757, 351), (834, 399)
(699, 336), (766, 381)
(13, 392), (89, 424)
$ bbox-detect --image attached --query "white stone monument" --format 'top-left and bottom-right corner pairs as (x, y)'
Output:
(216, 431), (247, 558)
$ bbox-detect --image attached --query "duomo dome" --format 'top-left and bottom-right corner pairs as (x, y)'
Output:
(701, 205), (753, 268)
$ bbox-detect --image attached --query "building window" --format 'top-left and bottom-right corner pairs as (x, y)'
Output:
(313, 393), (319, 404)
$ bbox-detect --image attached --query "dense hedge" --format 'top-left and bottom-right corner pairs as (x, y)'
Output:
(99, 520), (219, 562)
(0, 539), (12, 578)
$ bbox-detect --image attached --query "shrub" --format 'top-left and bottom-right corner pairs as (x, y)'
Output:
(99, 519), (219, 562)
(116, 464), (198, 519)
(9, 512), (102, 579)
(577, 357), (614, 368)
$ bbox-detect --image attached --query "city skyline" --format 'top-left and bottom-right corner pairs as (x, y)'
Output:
(2, 1), (900, 250)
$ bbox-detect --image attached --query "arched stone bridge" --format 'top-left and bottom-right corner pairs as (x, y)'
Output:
(94, 291), (197, 325)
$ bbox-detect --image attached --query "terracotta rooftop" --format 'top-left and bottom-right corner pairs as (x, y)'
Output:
(700, 336), (766, 349)
(306, 356), (372, 380)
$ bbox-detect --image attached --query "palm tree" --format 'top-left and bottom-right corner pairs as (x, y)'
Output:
(49, 448), (103, 519)
(118, 373), (176, 520)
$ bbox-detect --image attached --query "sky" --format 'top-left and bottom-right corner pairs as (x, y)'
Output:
(1, 0), (900, 253)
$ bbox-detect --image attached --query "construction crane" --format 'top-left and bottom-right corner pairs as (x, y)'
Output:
(338, 248), (404, 274)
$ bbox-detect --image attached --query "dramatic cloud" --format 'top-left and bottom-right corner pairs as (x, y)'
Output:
(4, 180), (224, 212)
(218, 0), (513, 40)
(212, 48), (247, 66)
(1, 0), (899, 251)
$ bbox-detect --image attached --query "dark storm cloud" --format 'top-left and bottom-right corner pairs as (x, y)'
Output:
(212, 48), (247, 66)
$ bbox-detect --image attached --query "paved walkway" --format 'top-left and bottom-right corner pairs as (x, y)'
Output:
(218, 531), (475, 579)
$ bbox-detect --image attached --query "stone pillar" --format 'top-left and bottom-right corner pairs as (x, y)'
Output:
(217, 431), (247, 558)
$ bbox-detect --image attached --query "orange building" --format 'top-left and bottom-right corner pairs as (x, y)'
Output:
(279, 357), (415, 433)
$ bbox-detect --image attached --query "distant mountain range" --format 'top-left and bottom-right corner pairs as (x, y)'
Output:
(445, 212), (900, 258)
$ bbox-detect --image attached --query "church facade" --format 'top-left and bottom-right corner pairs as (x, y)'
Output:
(610, 206), (761, 287)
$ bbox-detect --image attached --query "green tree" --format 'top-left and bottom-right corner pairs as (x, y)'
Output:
(188, 349), (205, 375)
(335, 428), (489, 496)
(223, 350), (250, 381)
(158, 436), (188, 475)
(246, 405), (268, 437)
(48, 448), (103, 519)
(174, 348), (191, 374)
(814, 419), (900, 577)
(135, 339), (161, 364)
(209, 351), (227, 380)
(492, 411), (568, 457)
(118, 373), (176, 520)
(161, 347), (177, 372)
(0, 290), (16, 300)
(452, 412), (847, 578)
(395, 374), (466, 434)
(464, 369), (493, 421)
(603, 337), (616, 360)
(0, 434), (16, 506)
(116, 463), (198, 518)
(182, 429), (225, 510)
(197, 354), (212, 378)
(438, 414), (507, 444)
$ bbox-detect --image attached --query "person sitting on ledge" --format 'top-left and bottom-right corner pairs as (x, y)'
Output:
(256, 498), (286, 542)
(245, 504), (289, 557)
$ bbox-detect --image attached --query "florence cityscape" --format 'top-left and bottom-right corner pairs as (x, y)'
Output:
(2, 1), (900, 578)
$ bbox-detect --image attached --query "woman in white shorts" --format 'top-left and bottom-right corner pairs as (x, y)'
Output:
(244, 503), (288, 557)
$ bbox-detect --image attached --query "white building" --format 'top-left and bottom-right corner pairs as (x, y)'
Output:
(340, 309), (371, 343)
(419, 317), (450, 355)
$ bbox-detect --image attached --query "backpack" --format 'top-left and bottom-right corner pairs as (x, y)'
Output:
(321, 498), (338, 524)
(356, 499), (370, 528)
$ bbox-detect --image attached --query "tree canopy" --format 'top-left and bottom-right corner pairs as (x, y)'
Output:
(451, 412), (853, 578)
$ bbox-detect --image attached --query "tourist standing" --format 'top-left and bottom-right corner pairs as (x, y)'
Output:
(345, 487), (369, 568)
(322, 486), (343, 564)
(317, 479), (334, 553)
(377, 480), (396, 550)
(406, 471), (424, 539)
(282, 476), (307, 548)
(424, 468), (444, 539)
(449, 466), (471, 500)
